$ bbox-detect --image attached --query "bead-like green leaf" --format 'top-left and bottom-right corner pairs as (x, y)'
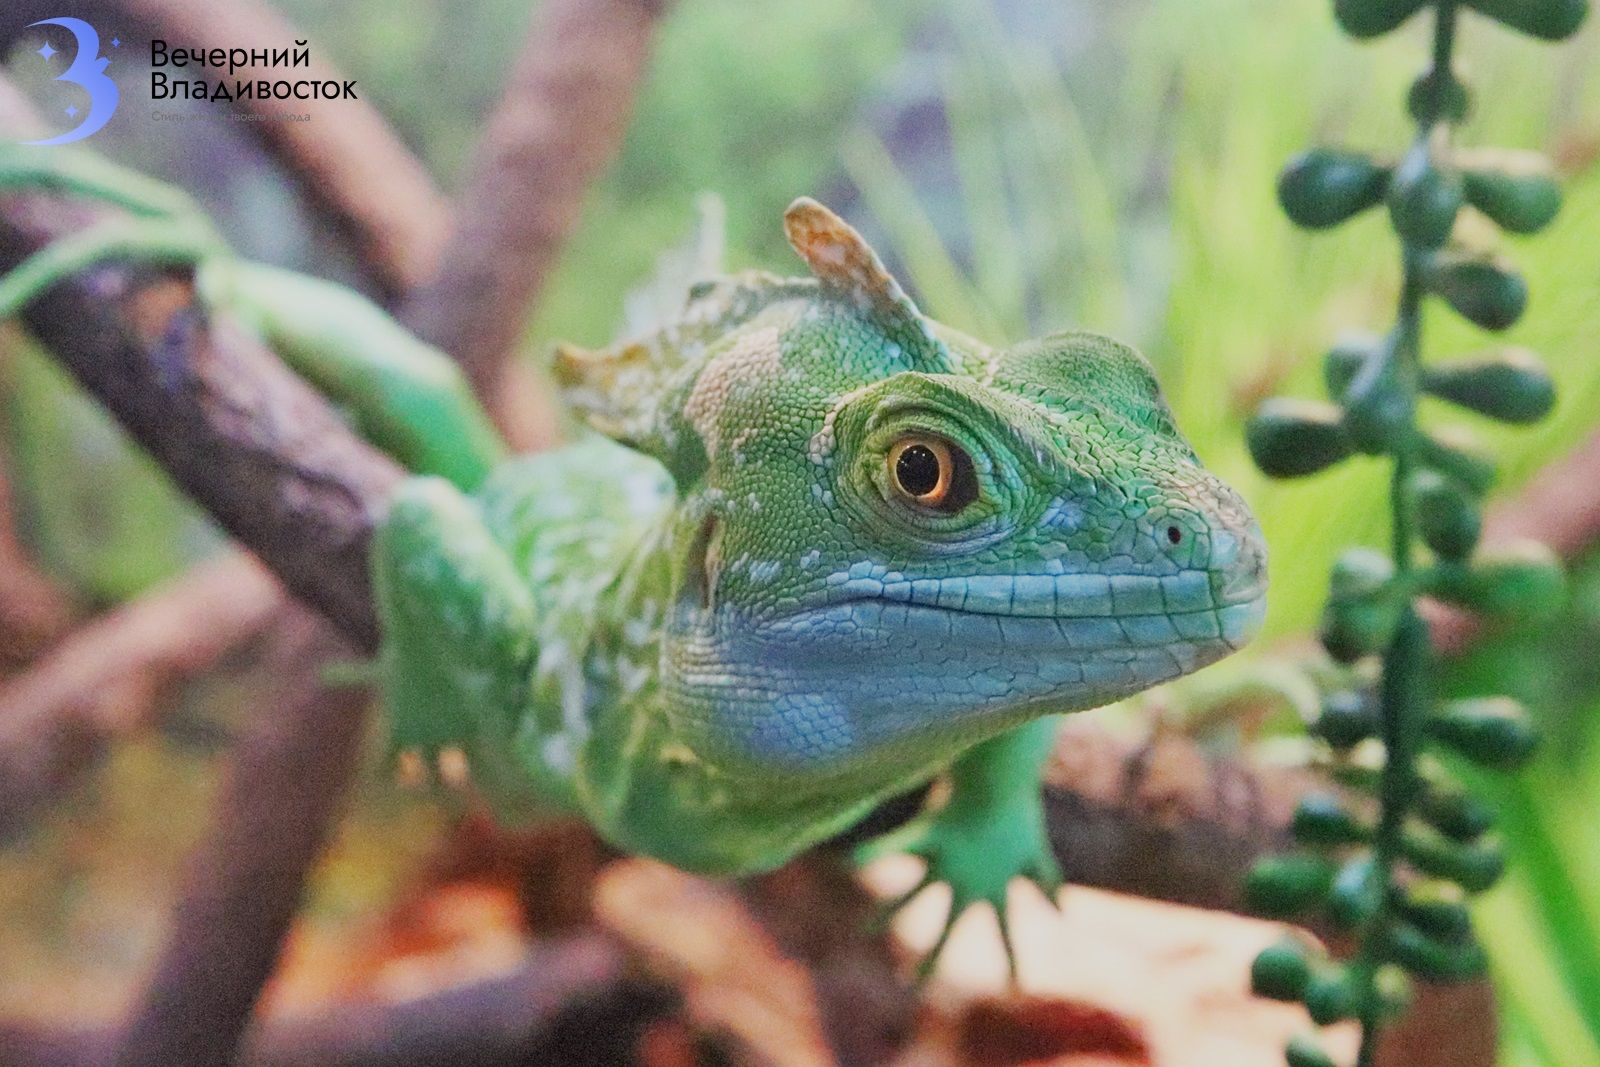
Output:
(1334, 0), (1429, 37)
(1460, 149), (1563, 233)
(1401, 827), (1506, 892)
(1342, 335), (1410, 453)
(1252, 939), (1314, 1001)
(1425, 253), (1528, 331)
(1324, 334), (1381, 402)
(1304, 968), (1362, 1024)
(1410, 469), (1482, 560)
(1384, 923), (1490, 981)
(1408, 69), (1472, 124)
(1422, 348), (1556, 423)
(1461, 0), (1590, 40)
(1294, 793), (1371, 846)
(1327, 856), (1382, 929)
(1397, 896), (1475, 943)
(1279, 149), (1389, 229)
(1286, 1035), (1338, 1067)
(1244, 854), (1337, 918)
(1428, 540), (1566, 619)
(1321, 549), (1403, 661)
(1314, 690), (1380, 747)
(1415, 426), (1498, 495)
(1388, 143), (1464, 249)
(1247, 398), (1355, 477)
(1417, 782), (1496, 842)
(1428, 696), (1540, 769)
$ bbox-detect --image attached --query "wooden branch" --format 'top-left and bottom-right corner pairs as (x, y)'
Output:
(0, 451), (74, 672)
(0, 935), (677, 1067)
(109, 612), (365, 1067)
(1041, 717), (1306, 912)
(0, 77), (401, 650)
(23, 0), (453, 298)
(0, 552), (282, 839)
(398, 0), (669, 433)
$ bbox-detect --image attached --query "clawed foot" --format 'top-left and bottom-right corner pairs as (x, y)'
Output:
(861, 793), (1063, 984)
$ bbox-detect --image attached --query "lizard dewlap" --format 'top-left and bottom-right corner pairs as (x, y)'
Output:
(371, 197), (1269, 970)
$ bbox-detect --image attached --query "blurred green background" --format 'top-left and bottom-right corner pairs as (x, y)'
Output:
(2, 0), (1598, 1061)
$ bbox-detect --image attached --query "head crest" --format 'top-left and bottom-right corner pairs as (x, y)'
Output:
(783, 197), (954, 374)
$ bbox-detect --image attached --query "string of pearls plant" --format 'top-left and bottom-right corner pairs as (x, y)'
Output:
(1241, 1), (1586, 1065)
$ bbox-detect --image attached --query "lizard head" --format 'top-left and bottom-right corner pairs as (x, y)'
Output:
(597, 200), (1267, 787)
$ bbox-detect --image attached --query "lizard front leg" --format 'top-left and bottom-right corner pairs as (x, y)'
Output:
(371, 477), (556, 810)
(864, 715), (1064, 982)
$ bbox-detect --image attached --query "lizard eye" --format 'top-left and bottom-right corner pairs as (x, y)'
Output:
(888, 435), (978, 513)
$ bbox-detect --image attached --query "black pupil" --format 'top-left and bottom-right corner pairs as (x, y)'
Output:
(1167, 525), (1183, 545)
(896, 445), (942, 497)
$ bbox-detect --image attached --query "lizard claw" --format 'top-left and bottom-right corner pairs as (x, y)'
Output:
(859, 793), (1062, 986)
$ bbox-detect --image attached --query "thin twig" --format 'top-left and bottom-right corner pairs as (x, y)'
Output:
(398, 0), (670, 443)
(108, 611), (365, 1067)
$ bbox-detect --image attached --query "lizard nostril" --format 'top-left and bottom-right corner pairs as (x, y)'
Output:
(1166, 524), (1183, 546)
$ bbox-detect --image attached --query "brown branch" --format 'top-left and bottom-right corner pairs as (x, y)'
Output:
(0, 451), (74, 671)
(1041, 717), (1306, 912)
(0, 552), (282, 839)
(45, 0), (453, 298)
(0, 77), (400, 650)
(397, 0), (669, 441)
(108, 611), (365, 1067)
(0, 935), (677, 1067)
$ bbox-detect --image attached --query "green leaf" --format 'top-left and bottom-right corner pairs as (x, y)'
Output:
(1314, 689), (1381, 747)
(1333, 0), (1429, 37)
(1244, 853), (1337, 918)
(1294, 793), (1373, 845)
(1428, 540), (1566, 619)
(1324, 334), (1382, 402)
(1408, 69), (1473, 125)
(1425, 252), (1529, 331)
(1460, 149), (1564, 234)
(1385, 922), (1490, 981)
(1286, 1034), (1338, 1067)
(1415, 426), (1499, 495)
(1252, 938), (1314, 1001)
(1247, 397), (1355, 477)
(1422, 348), (1557, 423)
(1460, 0), (1590, 40)
(1388, 143), (1464, 249)
(1429, 696), (1541, 769)
(1279, 148), (1389, 229)
(1410, 469), (1483, 560)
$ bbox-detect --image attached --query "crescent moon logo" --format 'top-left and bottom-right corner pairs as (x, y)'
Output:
(22, 17), (120, 146)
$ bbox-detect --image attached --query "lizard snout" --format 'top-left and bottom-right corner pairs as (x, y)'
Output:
(1208, 513), (1269, 649)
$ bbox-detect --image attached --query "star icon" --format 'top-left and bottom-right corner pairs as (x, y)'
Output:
(112, 37), (121, 47)
(65, 105), (78, 118)
(36, 42), (56, 60)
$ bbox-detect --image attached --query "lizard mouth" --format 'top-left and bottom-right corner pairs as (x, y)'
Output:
(781, 570), (1268, 652)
